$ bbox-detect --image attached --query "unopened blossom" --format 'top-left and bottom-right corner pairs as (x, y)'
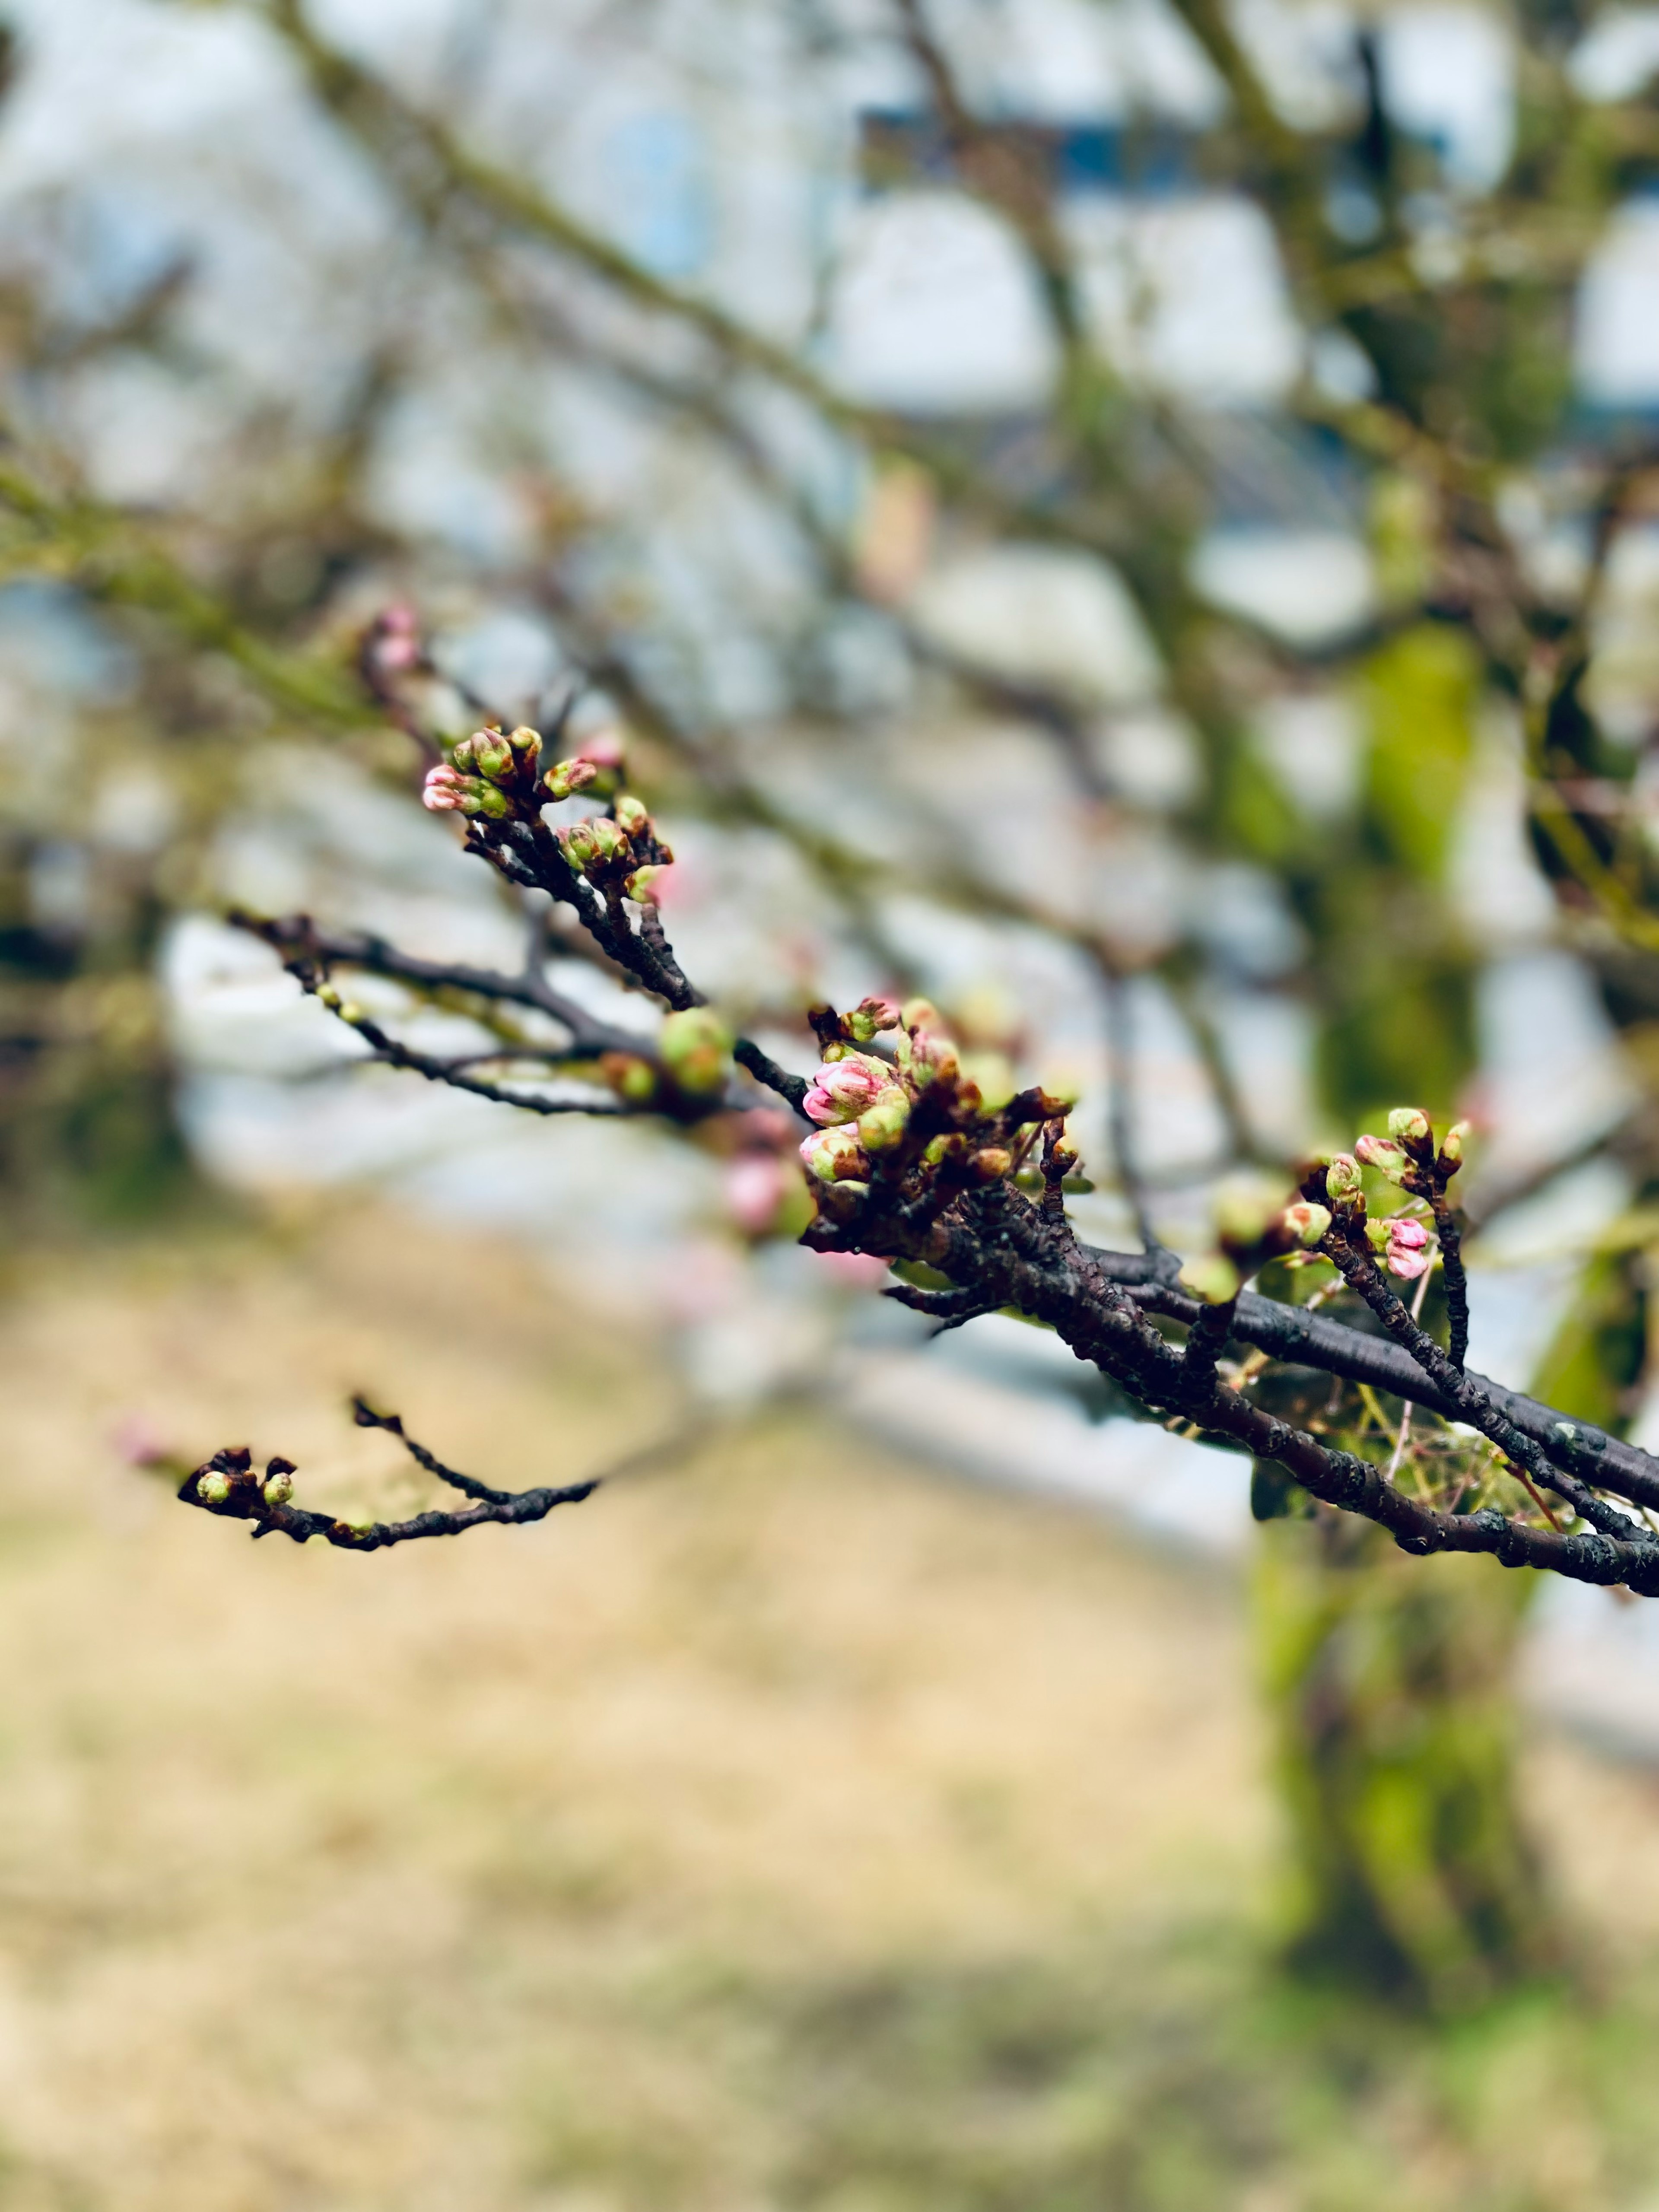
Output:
(422, 764), (467, 812)
(1383, 1216), (1432, 1281)
(1387, 1106), (1431, 1144)
(543, 756), (600, 802)
(800, 1124), (871, 1183)
(802, 1053), (897, 1126)
(1324, 1153), (1363, 1206)
(845, 996), (902, 1045)
(1278, 1200), (1332, 1250)
(855, 1093), (911, 1152)
(1354, 1132), (1411, 1182)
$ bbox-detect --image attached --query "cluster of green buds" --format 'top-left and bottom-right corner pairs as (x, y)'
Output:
(1178, 1179), (1333, 1306)
(193, 1446), (296, 1512)
(1304, 1104), (1466, 1282)
(797, 996), (1067, 1202)
(556, 791), (673, 905)
(422, 723), (547, 820)
(1352, 1106), (1468, 1194)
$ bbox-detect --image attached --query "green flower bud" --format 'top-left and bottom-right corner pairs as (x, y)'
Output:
(560, 822), (597, 868)
(922, 1133), (966, 1167)
(600, 1052), (658, 1103)
(263, 1468), (294, 1507)
(800, 1123), (871, 1183)
(623, 866), (664, 904)
(856, 1093), (912, 1152)
(471, 728), (514, 780)
(1324, 1154), (1363, 1208)
(1214, 1178), (1284, 1253)
(506, 724), (541, 758)
(906, 1030), (960, 1089)
(1179, 1254), (1242, 1306)
(1387, 1106), (1432, 1144)
(543, 757), (601, 803)
(337, 1001), (364, 1026)
(1439, 1120), (1469, 1171)
(197, 1470), (231, 1505)
(845, 996), (901, 1045)
(1354, 1133), (1410, 1182)
(659, 1007), (733, 1098)
(1278, 1200), (1332, 1250)
(614, 794), (650, 834)
(316, 984), (342, 1011)
(585, 817), (627, 865)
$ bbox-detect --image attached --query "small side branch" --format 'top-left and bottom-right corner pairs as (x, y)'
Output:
(179, 1409), (696, 1552)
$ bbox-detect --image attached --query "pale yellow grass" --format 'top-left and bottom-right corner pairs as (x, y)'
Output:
(0, 1207), (1653, 2212)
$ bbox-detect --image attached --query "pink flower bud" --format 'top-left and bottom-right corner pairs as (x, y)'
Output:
(1354, 1133), (1411, 1182)
(422, 765), (465, 812)
(845, 996), (902, 1045)
(802, 1054), (896, 1126)
(1383, 1216), (1432, 1280)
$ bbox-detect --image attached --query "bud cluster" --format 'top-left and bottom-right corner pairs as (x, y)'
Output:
(556, 789), (674, 905)
(422, 723), (547, 820)
(1351, 1106), (1469, 1195)
(797, 996), (1069, 1212)
(190, 1446), (299, 1515)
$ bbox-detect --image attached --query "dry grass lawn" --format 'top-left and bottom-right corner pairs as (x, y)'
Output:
(0, 1206), (1657, 2210)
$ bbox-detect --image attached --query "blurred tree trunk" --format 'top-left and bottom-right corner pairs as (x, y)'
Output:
(1244, 627), (1566, 2012)
(1255, 1519), (1558, 2011)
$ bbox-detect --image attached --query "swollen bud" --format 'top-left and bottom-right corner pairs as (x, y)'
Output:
(600, 1052), (658, 1104)
(856, 1093), (912, 1153)
(1354, 1133), (1411, 1183)
(543, 757), (601, 803)
(1214, 1179), (1284, 1254)
(1179, 1254), (1242, 1306)
(1278, 1200), (1332, 1250)
(614, 795), (650, 835)
(507, 725), (541, 759)
(1324, 1154), (1363, 1209)
(623, 866), (664, 904)
(800, 1124), (871, 1183)
(470, 728), (514, 780)
(1387, 1106), (1432, 1144)
(1439, 1120), (1469, 1172)
(658, 1007), (734, 1098)
(197, 1470), (231, 1505)
(845, 996), (902, 1046)
(263, 1467), (295, 1507)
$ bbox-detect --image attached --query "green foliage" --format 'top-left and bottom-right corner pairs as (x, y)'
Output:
(1530, 1249), (1649, 1433)
(1359, 627), (1479, 885)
